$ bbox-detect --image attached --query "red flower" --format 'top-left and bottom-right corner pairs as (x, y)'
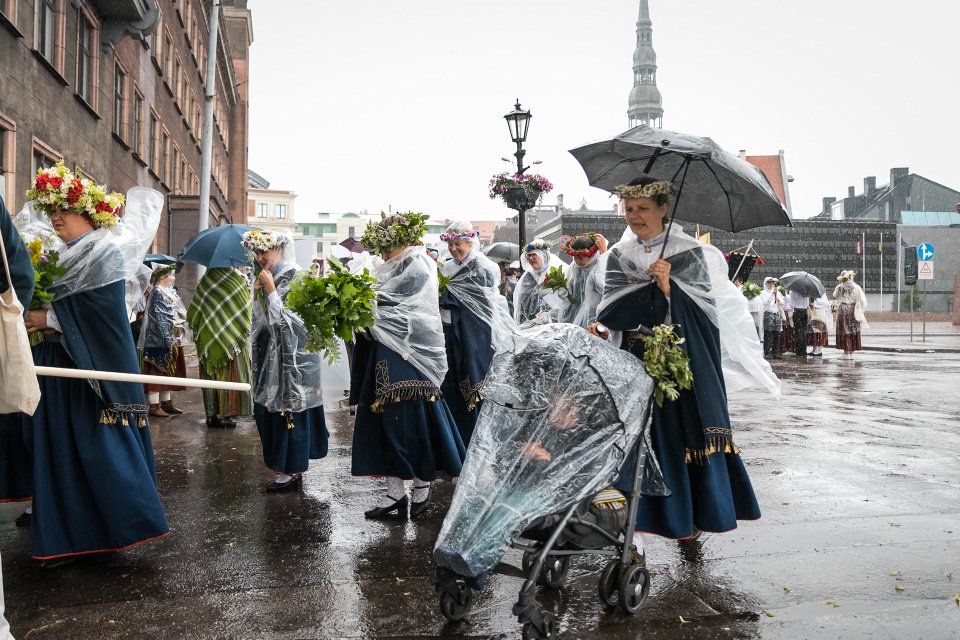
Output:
(95, 201), (112, 213)
(48, 176), (63, 190)
(66, 179), (84, 205)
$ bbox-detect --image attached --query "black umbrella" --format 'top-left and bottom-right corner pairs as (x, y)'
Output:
(482, 242), (521, 263)
(569, 125), (792, 239)
(780, 271), (825, 298)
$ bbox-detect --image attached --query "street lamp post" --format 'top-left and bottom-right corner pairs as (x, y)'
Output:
(504, 100), (532, 251)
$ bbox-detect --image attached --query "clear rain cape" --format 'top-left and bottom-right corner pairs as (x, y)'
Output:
(138, 285), (189, 374)
(369, 245), (448, 389)
(597, 224), (780, 397)
(441, 249), (518, 352)
(251, 260), (323, 413)
(561, 252), (608, 328)
(513, 249), (565, 324)
(433, 323), (662, 578)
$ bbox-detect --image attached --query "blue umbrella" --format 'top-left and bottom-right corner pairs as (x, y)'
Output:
(143, 253), (177, 266)
(178, 224), (260, 269)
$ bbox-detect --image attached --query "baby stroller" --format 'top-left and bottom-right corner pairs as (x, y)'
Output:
(433, 324), (665, 639)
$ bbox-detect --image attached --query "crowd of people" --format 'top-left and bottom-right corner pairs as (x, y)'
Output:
(0, 165), (870, 632)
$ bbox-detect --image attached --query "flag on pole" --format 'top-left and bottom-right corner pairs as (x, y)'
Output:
(878, 242), (883, 253)
(855, 238), (863, 254)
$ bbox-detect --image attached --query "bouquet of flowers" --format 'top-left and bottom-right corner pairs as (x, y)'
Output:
(539, 265), (575, 304)
(360, 212), (429, 256)
(25, 237), (67, 346)
(488, 172), (554, 201)
(286, 258), (377, 363)
(740, 281), (762, 300)
(641, 324), (693, 407)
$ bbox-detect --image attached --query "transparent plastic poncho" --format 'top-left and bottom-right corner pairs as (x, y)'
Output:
(560, 253), (608, 328)
(441, 249), (518, 352)
(250, 260), (323, 413)
(596, 224), (780, 397)
(433, 323), (661, 579)
(368, 246), (448, 388)
(15, 187), (163, 316)
(513, 249), (565, 325)
(138, 285), (189, 359)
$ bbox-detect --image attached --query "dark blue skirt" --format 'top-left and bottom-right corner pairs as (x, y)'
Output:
(254, 404), (329, 474)
(350, 338), (465, 480)
(0, 412), (32, 502)
(616, 395), (761, 539)
(440, 325), (481, 448)
(26, 342), (170, 559)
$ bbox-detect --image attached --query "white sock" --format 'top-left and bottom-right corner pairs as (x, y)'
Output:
(160, 391), (171, 402)
(378, 477), (407, 507)
(274, 473), (293, 484)
(24, 503), (32, 515)
(148, 392), (160, 404)
(412, 478), (432, 503)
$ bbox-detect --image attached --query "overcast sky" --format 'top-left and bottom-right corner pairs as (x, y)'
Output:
(246, 0), (958, 223)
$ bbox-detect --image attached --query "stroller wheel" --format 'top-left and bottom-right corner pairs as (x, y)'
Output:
(618, 563), (651, 614)
(598, 560), (621, 607)
(439, 581), (473, 622)
(521, 611), (556, 640)
(539, 556), (570, 588)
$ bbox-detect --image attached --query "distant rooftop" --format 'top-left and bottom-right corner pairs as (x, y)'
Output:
(248, 170), (270, 189)
(899, 211), (960, 226)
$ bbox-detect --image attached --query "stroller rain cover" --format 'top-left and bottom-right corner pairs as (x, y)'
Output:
(433, 323), (659, 579)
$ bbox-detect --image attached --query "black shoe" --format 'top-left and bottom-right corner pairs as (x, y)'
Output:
(410, 486), (432, 520)
(40, 556), (79, 569)
(219, 416), (237, 428)
(206, 415), (222, 429)
(15, 510), (31, 527)
(265, 475), (302, 493)
(365, 494), (408, 519)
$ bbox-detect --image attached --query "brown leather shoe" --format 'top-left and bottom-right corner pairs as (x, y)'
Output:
(160, 400), (184, 415)
(149, 403), (170, 418)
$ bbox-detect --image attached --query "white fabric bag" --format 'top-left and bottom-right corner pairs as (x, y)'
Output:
(0, 228), (41, 415)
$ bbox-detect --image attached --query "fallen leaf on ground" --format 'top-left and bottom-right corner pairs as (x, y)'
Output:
(945, 572), (954, 580)
(894, 584), (905, 592)
(783, 584), (792, 593)
(678, 615), (690, 624)
(822, 599), (840, 608)
(953, 593), (959, 606)
(888, 570), (901, 577)
(762, 610), (776, 617)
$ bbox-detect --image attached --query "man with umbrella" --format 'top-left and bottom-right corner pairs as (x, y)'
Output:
(780, 271), (827, 360)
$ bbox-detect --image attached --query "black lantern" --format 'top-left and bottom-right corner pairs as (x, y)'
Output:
(504, 100), (532, 144)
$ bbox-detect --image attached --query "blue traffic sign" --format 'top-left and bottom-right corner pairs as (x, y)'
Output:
(917, 243), (935, 261)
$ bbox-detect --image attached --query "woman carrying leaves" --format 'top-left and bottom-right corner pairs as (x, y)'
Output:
(351, 214), (465, 520)
(587, 176), (778, 542)
(513, 239), (564, 325)
(244, 230), (327, 493)
(438, 221), (516, 446)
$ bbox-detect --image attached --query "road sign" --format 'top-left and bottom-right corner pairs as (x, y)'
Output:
(917, 243), (935, 261)
(918, 260), (934, 280)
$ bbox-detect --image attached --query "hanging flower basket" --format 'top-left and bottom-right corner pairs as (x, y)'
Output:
(488, 172), (553, 212)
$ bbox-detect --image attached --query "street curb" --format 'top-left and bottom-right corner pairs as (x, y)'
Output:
(862, 346), (960, 354)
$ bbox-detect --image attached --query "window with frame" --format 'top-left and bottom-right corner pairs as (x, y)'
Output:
(113, 64), (126, 136)
(172, 146), (180, 190)
(276, 204), (287, 220)
(132, 91), (144, 156)
(162, 31), (173, 80)
(348, 226), (356, 238)
(180, 158), (187, 192)
(77, 11), (97, 104)
(37, 0), (57, 63)
(160, 131), (170, 184)
(148, 112), (158, 168)
(0, 128), (7, 203)
(32, 147), (57, 176)
(256, 203), (268, 218)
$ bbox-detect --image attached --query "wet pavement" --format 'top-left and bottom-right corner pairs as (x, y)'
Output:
(2, 349), (959, 639)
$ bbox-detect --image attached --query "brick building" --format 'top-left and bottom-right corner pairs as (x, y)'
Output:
(0, 0), (252, 259)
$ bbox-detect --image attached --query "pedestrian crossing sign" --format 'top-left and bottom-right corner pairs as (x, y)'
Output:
(918, 260), (934, 280)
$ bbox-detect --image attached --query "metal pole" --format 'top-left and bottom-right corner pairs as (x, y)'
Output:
(922, 279), (926, 343)
(861, 231), (866, 298)
(896, 231), (901, 313)
(880, 232), (883, 314)
(515, 138), (528, 257)
(197, 0), (222, 278)
(910, 284), (914, 342)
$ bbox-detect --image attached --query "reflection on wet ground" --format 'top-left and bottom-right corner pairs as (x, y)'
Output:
(2, 350), (959, 638)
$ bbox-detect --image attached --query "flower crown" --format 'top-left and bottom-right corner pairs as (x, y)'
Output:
(25, 160), (125, 229)
(612, 181), (672, 201)
(837, 269), (857, 282)
(150, 263), (177, 282)
(560, 232), (600, 258)
(242, 229), (288, 252)
(361, 212), (429, 255)
(525, 239), (550, 253)
(440, 229), (479, 242)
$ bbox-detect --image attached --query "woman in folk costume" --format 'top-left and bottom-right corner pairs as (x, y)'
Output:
(245, 230), (328, 492)
(0, 194), (35, 519)
(833, 270), (868, 358)
(513, 239), (564, 325)
(759, 277), (785, 359)
(187, 266), (253, 429)
(588, 176), (778, 542)
(139, 264), (188, 417)
(351, 214), (465, 520)
(438, 221), (516, 446)
(806, 293), (832, 357)
(559, 232), (608, 328)
(21, 163), (169, 564)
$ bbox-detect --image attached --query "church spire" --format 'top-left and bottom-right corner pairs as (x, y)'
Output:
(628, 0), (663, 128)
